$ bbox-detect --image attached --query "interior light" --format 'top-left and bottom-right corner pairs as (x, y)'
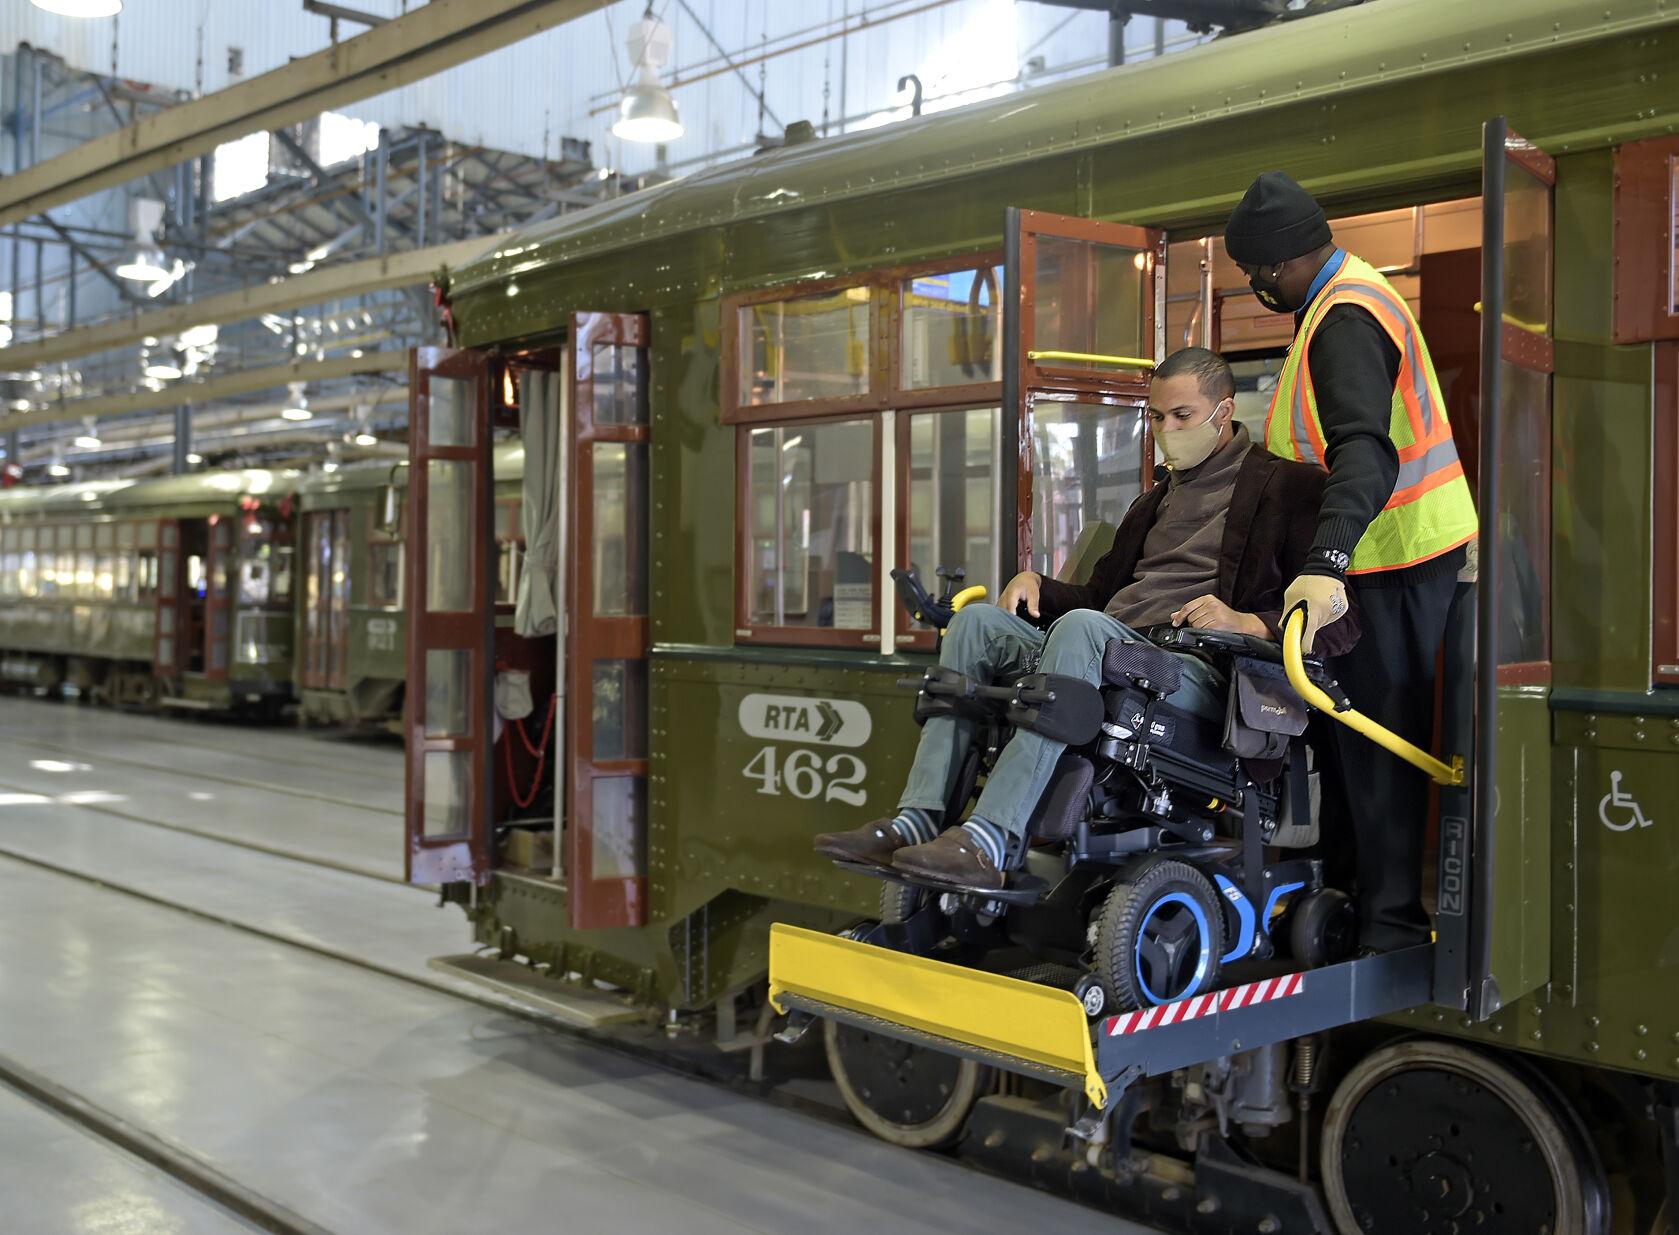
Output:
(73, 434), (101, 449)
(178, 323), (218, 349)
(30, 0), (122, 16)
(612, 11), (684, 144)
(185, 452), (204, 464)
(288, 260), (316, 275)
(354, 432), (378, 447)
(115, 249), (169, 282)
(321, 460), (339, 473)
(282, 406), (312, 421)
(47, 462), (70, 477)
(282, 380), (310, 421)
(143, 359), (183, 380)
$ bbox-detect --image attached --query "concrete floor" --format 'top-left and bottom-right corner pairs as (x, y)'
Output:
(0, 697), (1161, 1235)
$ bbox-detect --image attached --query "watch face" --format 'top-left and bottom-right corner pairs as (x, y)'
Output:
(1315, 548), (1350, 572)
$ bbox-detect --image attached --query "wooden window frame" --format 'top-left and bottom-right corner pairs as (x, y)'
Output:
(1656, 341), (1679, 686)
(1613, 136), (1679, 345)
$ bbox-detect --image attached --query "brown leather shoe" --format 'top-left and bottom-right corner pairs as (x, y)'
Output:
(891, 827), (1005, 890)
(813, 819), (905, 867)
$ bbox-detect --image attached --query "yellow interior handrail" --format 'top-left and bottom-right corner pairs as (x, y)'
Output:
(1281, 607), (1465, 788)
(950, 584), (987, 612)
(1027, 349), (1157, 369)
(1471, 301), (1549, 337)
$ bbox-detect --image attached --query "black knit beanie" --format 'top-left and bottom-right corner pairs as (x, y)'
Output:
(1224, 172), (1333, 266)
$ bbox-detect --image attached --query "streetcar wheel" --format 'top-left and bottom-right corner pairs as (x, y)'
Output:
(1321, 1040), (1609, 1235)
(823, 1016), (986, 1150)
(1094, 857), (1223, 1012)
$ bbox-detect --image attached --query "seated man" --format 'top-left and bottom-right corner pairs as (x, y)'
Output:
(814, 346), (1361, 890)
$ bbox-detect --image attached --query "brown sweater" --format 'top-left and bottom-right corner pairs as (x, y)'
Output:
(1035, 440), (1362, 659)
(1106, 425), (1249, 628)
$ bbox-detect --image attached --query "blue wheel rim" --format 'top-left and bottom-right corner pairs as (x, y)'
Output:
(1133, 890), (1212, 1006)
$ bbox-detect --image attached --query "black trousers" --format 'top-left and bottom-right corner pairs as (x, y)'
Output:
(1320, 562), (1461, 951)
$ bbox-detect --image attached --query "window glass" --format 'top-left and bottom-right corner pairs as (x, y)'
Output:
(746, 419), (875, 629)
(369, 541), (404, 607)
(426, 459), (472, 612)
(1503, 161), (1552, 336)
(136, 550), (158, 600)
(591, 443), (648, 616)
(902, 266), (1001, 388)
(740, 287), (872, 406)
(422, 750), (470, 839)
(94, 552), (114, 600)
(591, 776), (645, 880)
(1496, 360), (1550, 665)
(238, 519), (290, 607)
(592, 660), (648, 760)
(424, 648), (471, 738)
(75, 550), (94, 599)
(906, 408), (1000, 629)
(1033, 235), (1150, 372)
(19, 529), (36, 598)
(1030, 402), (1146, 580)
(428, 375), (474, 447)
(588, 344), (647, 425)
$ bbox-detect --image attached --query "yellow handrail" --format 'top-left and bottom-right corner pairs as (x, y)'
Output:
(1027, 349), (1157, 369)
(1281, 607), (1465, 787)
(950, 584), (988, 612)
(1470, 301), (1548, 337)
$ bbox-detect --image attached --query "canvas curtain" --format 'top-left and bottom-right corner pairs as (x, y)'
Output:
(514, 368), (560, 636)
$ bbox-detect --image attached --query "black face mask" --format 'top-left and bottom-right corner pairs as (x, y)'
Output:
(1248, 273), (1297, 314)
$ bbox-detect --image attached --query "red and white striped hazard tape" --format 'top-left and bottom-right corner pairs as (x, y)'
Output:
(1104, 972), (1306, 1037)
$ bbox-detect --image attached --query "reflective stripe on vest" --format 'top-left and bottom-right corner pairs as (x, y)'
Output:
(1264, 253), (1479, 574)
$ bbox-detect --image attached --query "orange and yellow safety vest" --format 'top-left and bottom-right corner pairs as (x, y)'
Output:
(1265, 252), (1478, 574)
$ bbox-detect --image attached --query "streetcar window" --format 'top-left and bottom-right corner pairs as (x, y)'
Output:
(744, 419), (876, 631)
(135, 550), (158, 601)
(901, 266), (1002, 389)
(370, 542), (403, 608)
(587, 343), (647, 425)
(1495, 362), (1550, 665)
(1030, 403), (1147, 582)
(905, 407), (1001, 633)
(494, 498), (522, 608)
(591, 444), (647, 617)
(19, 528), (36, 598)
(0, 528), (15, 599)
(239, 520), (292, 608)
(1033, 235), (1150, 374)
(739, 286), (872, 407)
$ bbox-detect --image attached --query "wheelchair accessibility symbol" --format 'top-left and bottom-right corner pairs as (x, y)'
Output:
(1599, 771), (1655, 832)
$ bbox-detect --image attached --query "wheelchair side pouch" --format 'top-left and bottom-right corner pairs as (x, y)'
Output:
(1007, 673), (1104, 746)
(1223, 656), (1309, 762)
(1101, 638), (1183, 696)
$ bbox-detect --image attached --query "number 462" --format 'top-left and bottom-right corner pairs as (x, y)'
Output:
(742, 745), (867, 806)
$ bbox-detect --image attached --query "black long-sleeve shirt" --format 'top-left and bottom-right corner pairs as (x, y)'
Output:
(1298, 302), (1401, 579)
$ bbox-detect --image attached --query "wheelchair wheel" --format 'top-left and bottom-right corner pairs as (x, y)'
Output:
(879, 880), (927, 924)
(1288, 887), (1357, 968)
(1095, 858), (1223, 1012)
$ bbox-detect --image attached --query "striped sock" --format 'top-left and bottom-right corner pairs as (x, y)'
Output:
(960, 817), (1010, 870)
(890, 808), (941, 846)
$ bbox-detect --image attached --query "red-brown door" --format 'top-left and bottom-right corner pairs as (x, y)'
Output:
(566, 312), (651, 929)
(204, 516), (234, 681)
(153, 518), (181, 676)
(1003, 208), (1166, 575)
(405, 347), (496, 885)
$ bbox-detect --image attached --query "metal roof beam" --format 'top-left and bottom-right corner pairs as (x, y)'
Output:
(0, 0), (613, 229)
(1, 235), (500, 370)
(5, 351), (407, 428)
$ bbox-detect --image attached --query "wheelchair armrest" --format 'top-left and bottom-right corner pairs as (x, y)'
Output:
(1142, 624), (1334, 688)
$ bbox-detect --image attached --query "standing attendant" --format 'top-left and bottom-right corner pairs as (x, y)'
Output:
(1224, 172), (1479, 954)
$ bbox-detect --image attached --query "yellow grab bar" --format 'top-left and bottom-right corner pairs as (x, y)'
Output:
(1281, 607), (1464, 787)
(1471, 301), (1548, 337)
(1027, 350), (1157, 369)
(950, 584), (987, 613)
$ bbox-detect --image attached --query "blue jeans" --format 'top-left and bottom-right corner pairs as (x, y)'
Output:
(897, 606), (1225, 840)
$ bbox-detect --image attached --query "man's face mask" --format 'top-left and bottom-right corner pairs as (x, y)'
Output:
(1245, 262), (1298, 314)
(1158, 398), (1231, 472)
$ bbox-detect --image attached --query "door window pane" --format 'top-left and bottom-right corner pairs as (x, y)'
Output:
(740, 287), (872, 406)
(428, 376), (474, 447)
(591, 776), (645, 880)
(1496, 361), (1550, 665)
(901, 266), (1002, 388)
(1030, 402), (1145, 580)
(906, 408), (1000, 630)
(422, 750), (471, 839)
(1503, 160), (1552, 336)
(592, 660), (648, 759)
(425, 459), (472, 612)
(425, 648), (472, 738)
(591, 443), (648, 616)
(1033, 235), (1150, 372)
(369, 541), (404, 607)
(745, 420), (876, 630)
(587, 344), (647, 424)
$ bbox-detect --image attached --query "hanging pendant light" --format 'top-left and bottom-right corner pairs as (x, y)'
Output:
(281, 381), (312, 421)
(116, 198), (169, 281)
(613, 8), (684, 144)
(30, 0), (122, 16)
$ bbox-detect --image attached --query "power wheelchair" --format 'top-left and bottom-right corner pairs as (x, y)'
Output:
(834, 567), (1359, 1019)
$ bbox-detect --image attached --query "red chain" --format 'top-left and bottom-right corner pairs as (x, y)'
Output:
(503, 694), (557, 810)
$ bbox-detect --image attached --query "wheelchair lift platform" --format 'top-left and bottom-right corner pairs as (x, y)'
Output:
(767, 922), (1434, 1110)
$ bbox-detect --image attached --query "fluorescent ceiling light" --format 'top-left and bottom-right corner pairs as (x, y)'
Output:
(73, 434), (101, 448)
(143, 359), (183, 380)
(178, 323), (218, 349)
(353, 432), (378, 447)
(30, 0), (122, 15)
(281, 406), (312, 421)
